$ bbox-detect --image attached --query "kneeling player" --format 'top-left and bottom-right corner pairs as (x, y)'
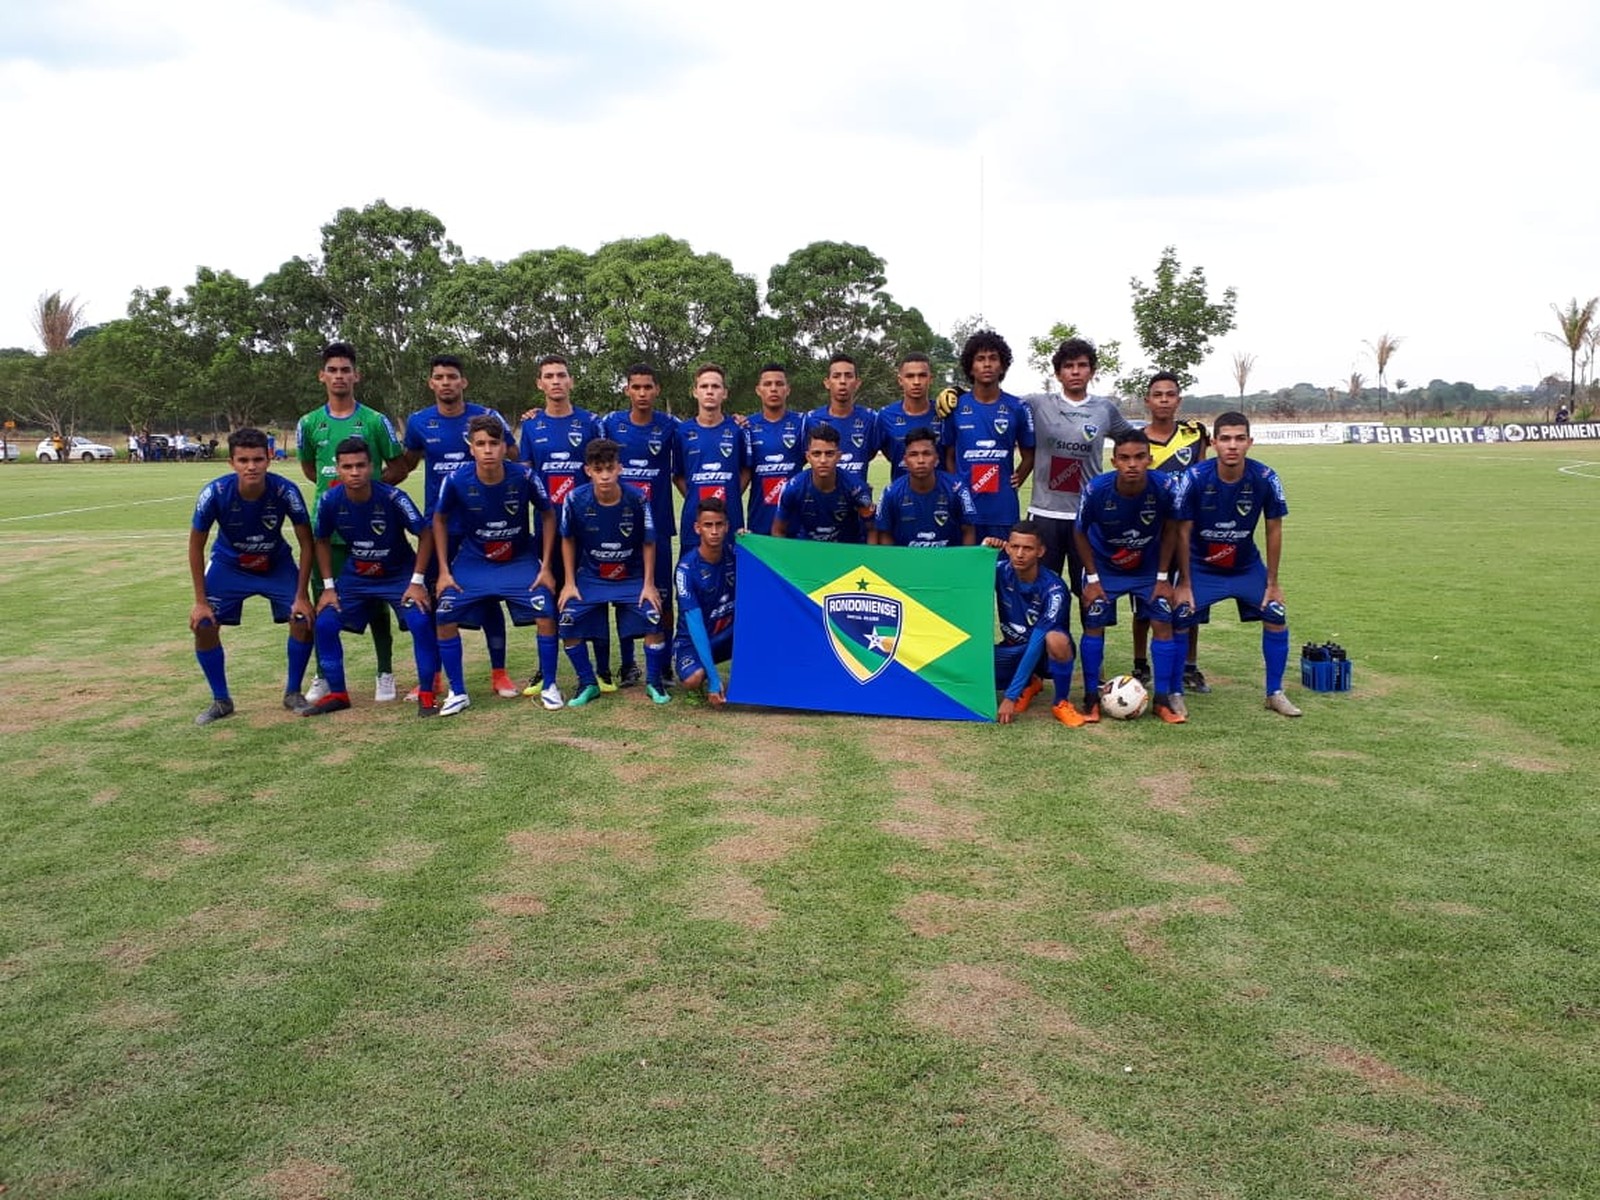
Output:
(188, 428), (315, 725)
(558, 438), (669, 706)
(672, 497), (737, 705)
(434, 416), (559, 714)
(1073, 430), (1186, 723)
(871, 427), (977, 547)
(771, 424), (875, 543)
(991, 520), (1084, 727)
(1172, 411), (1301, 717)
(305, 437), (441, 717)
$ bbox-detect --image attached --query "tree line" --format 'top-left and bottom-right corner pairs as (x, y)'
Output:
(1, 202), (1241, 438)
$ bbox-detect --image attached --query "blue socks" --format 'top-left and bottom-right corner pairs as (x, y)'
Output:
(1049, 659), (1074, 704)
(286, 634), (314, 694)
(313, 608), (347, 694)
(1153, 635), (1185, 698)
(1263, 627), (1289, 694)
(197, 645), (228, 701)
(439, 634), (465, 695)
(565, 641), (597, 688)
(1080, 634), (1105, 697)
(537, 634), (560, 688)
(644, 641), (666, 689)
(481, 602), (507, 671)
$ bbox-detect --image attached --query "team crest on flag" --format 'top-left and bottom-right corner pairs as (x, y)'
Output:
(823, 590), (903, 684)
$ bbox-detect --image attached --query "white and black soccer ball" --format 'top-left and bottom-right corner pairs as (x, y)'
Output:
(1100, 674), (1150, 720)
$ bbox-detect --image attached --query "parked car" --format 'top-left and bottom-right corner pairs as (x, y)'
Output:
(1, 440), (19, 462)
(168, 434), (214, 460)
(37, 436), (116, 462)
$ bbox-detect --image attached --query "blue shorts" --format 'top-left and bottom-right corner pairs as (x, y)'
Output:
(323, 574), (415, 633)
(204, 559), (302, 626)
(1187, 560), (1283, 624)
(1080, 572), (1161, 631)
(561, 597), (662, 640)
(672, 631), (733, 683)
(437, 559), (555, 629)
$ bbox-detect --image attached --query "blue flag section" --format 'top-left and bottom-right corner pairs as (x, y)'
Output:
(728, 535), (997, 722)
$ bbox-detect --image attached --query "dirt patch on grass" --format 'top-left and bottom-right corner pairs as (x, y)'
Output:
(1227, 836), (1265, 855)
(1353, 1150), (1474, 1200)
(1091, 895), (1236, 961)
(1496, 755), (1563, 774)
(1151, 860), (1243, 887)
(1021, 940), (1083, 962)
(1396, 900), (1484, 918)
(426, 757), (487, 779)
(622, 983), (723, 1031)
(506, 828), (654, 866)
(333, 896), (383, 912)
(869, 730), (979, 792)
(365, 839), (435, 874)
(482, 893), (548, 917)
(895, 891), (1033, 940)
(317, 748), (356, 767)
(1288, 1038), (1478, 1109)
(188, 787), (228, 806)
(703, 812), (820, 866)
(99, 937), (157, 972)
(901, 963), (1112, 1054)
(177, 836), (220, 856)
(94, 999), (180, 1030)
(90, 788), (120, 806)
(1139, 771), (1196, 814)
(685, 872), (778, 930)
(984, 1064), (1143, 1178)
(260, 1158), (349, 1200)
(1308, 749), (1373, 762)
(879, 794), (988, 851)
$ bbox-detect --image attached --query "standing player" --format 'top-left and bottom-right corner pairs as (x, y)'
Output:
(940, 331), (1036, 543)
(517, 354), (607, 689)
(872, 427), (977, 547)
(305, 437), (440, 717)
(771, 424), (875, 543)
(989, 520), (1084, 728)
(1019, 337), (1135, 583)
(1072, 430), (1186, 724)
(743, 363), (806, 536)
(434, 416), (560, 714)
(804, 353), (881, 492)
(673, 497), (738, 706)
(557, 438), (669, 707)
(393, 354), (519, 699)
(187, 428), (315, 725)
(295, 342), (407, 703)
(674, 363), (750, 543)
(601, 363), (679, 686)
(1171, 412), (1301, 717)
(878, 352), (943, 479)
(1132, 371), (1211, 693)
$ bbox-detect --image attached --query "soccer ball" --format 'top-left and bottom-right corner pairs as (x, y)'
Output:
(1100, 674), (1150, 720)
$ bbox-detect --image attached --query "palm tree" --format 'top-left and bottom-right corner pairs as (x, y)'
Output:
(1347, 371), (1365, 412)
(1542, 298), (1598, 400)
(32, 291), (85, 354)
(1231, 352), (1255, 400)
(1364, 333), (1402, 416)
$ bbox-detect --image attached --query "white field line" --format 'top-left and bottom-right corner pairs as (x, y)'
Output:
(0, 494), (190, 522)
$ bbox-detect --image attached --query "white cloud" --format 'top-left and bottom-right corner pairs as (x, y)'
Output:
(4, 0), (1598, 398)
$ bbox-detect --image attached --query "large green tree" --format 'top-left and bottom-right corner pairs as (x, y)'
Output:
(1026, 322), (1122, 393)
(1122, 247), (1237, 394)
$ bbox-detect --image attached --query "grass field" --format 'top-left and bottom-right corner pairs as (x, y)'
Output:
(2, 446), (1597, 1199)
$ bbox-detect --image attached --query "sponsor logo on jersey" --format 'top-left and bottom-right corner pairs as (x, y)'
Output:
(1048, 456), (1082, 493)
(824, 591), (903, 684)
(971, 464), (1001, 493)
(238, 552), (270, 573)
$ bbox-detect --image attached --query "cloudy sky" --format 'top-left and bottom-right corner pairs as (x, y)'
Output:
(5, 0), (1599, 397)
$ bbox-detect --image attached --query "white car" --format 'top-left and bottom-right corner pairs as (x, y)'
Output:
(1, 440), (19, 462)
(37, 436), (116, 462)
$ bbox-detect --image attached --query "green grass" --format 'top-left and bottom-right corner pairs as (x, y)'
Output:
(2, 447), (1598, 1199)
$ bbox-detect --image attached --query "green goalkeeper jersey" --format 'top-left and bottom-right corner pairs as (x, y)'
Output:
(296, 403), (404, 499)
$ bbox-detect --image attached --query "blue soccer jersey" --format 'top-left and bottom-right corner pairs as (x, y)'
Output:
(776, 471), (874, 543)
(518, 407), (604, 514)
(436, 461), (550, 570)
(804, 405), (880, 488)
(994, 557), (1069, 645)
(939, 391), (1037, 528)
(878, 402), (944, 480)
(1077, 470), (1177, 583)
(559, 482), (655, 596)
(404, 403), (512, 519)
(1173, 459), (1288, 575)
(601, 409), (679, 544)
(674, 544), (738, 645)
(192, 472), (309, 574)
(675, 416), (749, 542)
(314, 482), (429, 581)
(744, 410), (806, 535)
(874, 472), (978, 547)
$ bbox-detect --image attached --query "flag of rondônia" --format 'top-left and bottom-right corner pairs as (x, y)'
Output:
(728, 535), (996, 722)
